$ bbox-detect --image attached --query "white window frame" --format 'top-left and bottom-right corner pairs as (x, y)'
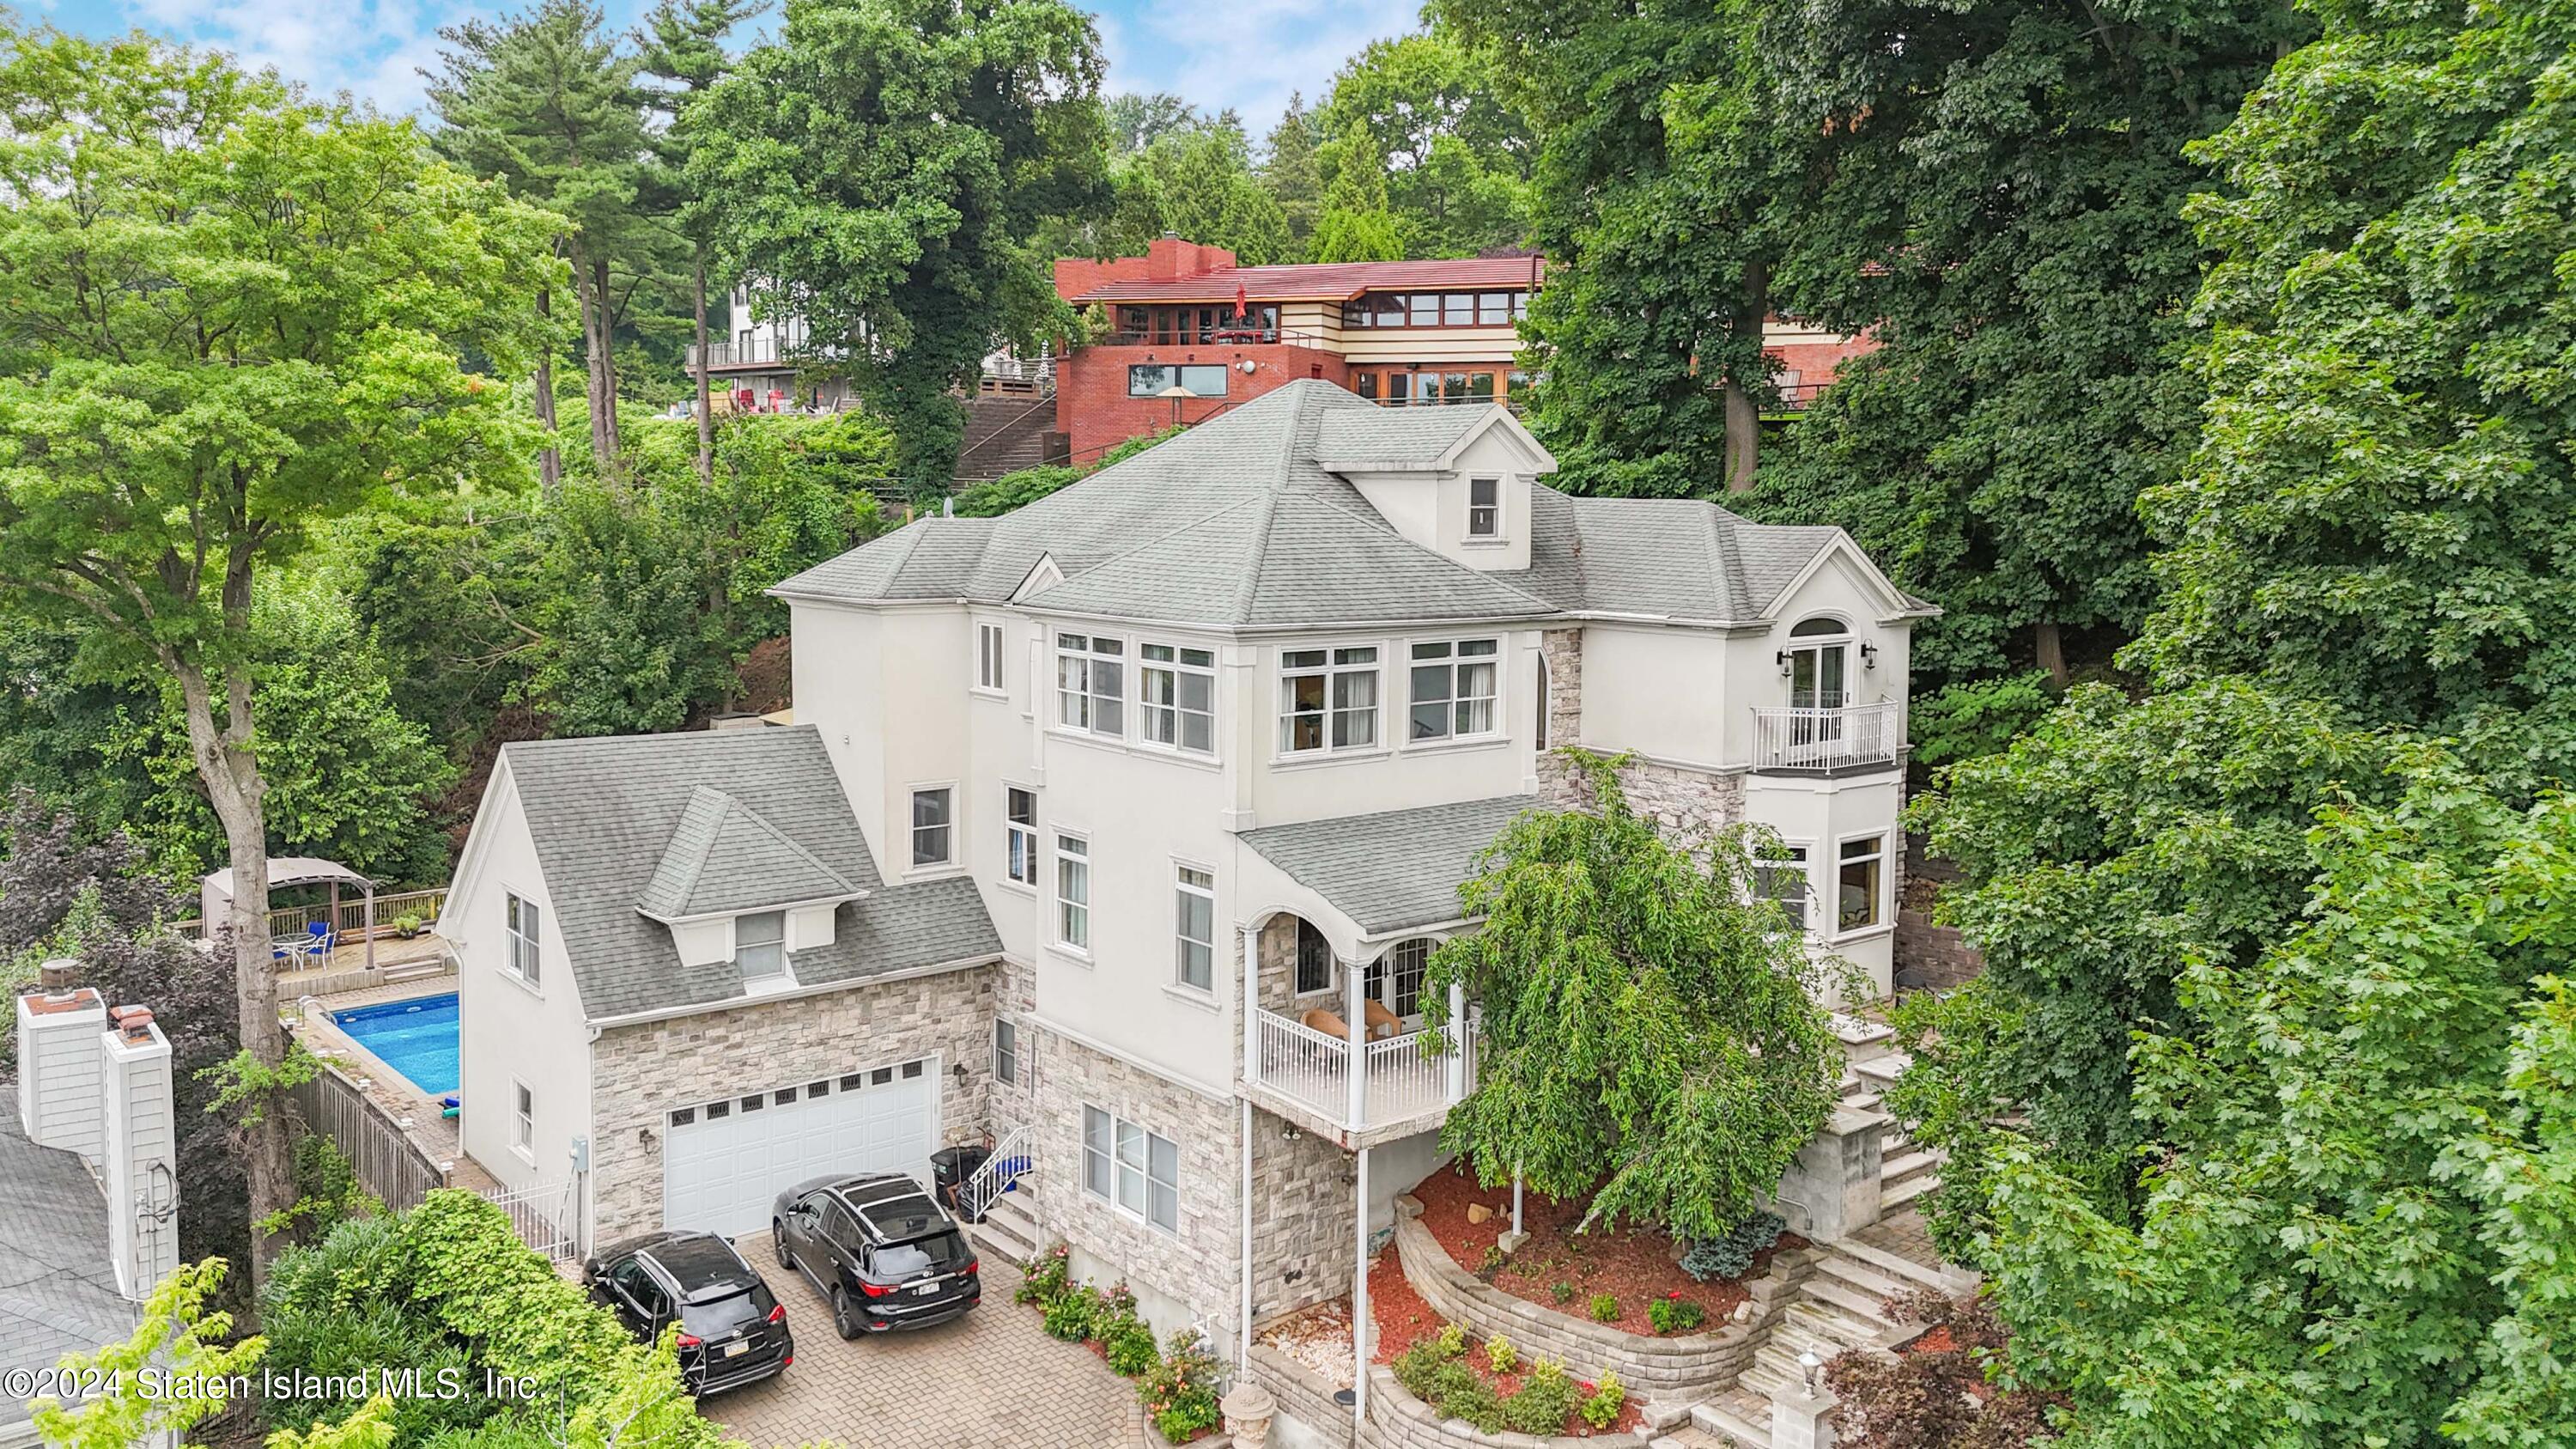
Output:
(503, 892), (542, 989)
(1755, 843), (1814, 934)
(1535, 655), (1550, 752)
(1278, 646), (1381, 757)
(1139, 642), (1218, 756)
(993, 1019), (1018, 1086)
(733, 908), (789, 983)
(908, 785), (956, 869)
(1406, 637), (1502, 745)
(1003, 785), (1039, 888)
(1832, 832), (1888, 938)
(1174, 862), (1216, 995)
(1055, 832), (1091, 954)
(1055, 631), (1126, 739)
(1292, 916), (1338, 998)
(511, 1079), (535, 1164)
(1083, 1104), (1179, 1234)
(975, 621), (1006, 694)
(1466, 475), (1502, 539)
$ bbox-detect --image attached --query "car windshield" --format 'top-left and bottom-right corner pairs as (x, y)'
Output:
(872, 1229), (970, 1281)
(678, 1280), (777, 1337)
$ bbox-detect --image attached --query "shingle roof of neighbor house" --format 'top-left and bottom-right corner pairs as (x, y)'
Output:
(1242, 795), (1538, 936)
(501, 727), (999, 1020)
(775, 381), (1871, 629)
(2, 1115), (134, 1437)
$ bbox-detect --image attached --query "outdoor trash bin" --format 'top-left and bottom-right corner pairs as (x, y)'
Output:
(932, 1144), (993, 1219)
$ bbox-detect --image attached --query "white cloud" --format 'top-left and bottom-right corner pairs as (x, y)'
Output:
(1105, 0), (1419, 134)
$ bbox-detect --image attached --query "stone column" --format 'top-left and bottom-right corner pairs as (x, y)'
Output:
(1772, 1103), (1886, 1242)
(1770, 1384), (1838, 1449)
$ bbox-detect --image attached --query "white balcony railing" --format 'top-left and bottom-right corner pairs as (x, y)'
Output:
(1251, 1007), (1472, 1133)
(1750, 701), (1905, 772)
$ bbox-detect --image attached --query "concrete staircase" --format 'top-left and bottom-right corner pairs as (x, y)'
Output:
(955, 393), (1066, 482)
(1844, 1050), (1941, 1212)
(967, 1184), (1043, 1267)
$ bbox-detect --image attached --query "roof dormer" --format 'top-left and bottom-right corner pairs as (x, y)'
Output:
(1310, 405), (1555, 572)
(636, 785), (868, 993)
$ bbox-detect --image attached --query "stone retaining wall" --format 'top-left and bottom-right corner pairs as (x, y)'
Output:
(1249, 1343), (1356, 1449)
(1357, 1366), (1647, 1449)
(1389, 1196), (1814, 1403)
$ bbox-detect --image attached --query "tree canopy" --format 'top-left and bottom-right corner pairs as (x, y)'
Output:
(1309, 30), (1531, 259)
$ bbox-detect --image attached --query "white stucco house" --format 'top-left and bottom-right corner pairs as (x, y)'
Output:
(439, 379), (1932, 1382)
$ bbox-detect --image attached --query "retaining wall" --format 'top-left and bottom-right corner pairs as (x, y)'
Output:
(1358, 1365), (1647, 1449)
(1389, 1196), (1815, 1403)
(1250, 1343), (1357, 1449)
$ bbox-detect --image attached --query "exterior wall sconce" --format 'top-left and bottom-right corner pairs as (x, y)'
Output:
(1777, 649), (1792, 677)
(1861, 642), (1879, 670)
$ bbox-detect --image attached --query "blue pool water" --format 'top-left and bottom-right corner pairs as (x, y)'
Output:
(331, 993), (460, 1095)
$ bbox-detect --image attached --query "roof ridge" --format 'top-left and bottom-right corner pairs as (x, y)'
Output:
(1707, 506), (1747, 618)
(1284, 487), (1561, 615)
(1041, 494), (1272, 599)
(1227, 387), (1316, 623)
(714, 795), (859, 902)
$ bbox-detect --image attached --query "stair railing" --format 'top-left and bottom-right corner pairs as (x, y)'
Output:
(961, 1121), (1033, 1222)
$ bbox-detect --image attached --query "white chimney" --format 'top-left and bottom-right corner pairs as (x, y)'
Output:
(16, 982), (107, 1161)
(99, 1008), (179, 1299)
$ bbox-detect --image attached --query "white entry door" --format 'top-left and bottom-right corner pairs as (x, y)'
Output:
(661, 1056), (942, 1239)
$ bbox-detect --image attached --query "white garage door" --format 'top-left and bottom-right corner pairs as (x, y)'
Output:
(661, 1056), (941, 1239)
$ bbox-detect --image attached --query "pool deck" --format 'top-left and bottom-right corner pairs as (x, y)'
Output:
(291, 970), (502, 1196)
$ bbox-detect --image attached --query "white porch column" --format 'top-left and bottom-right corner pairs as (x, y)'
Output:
(1352, 1144), (1370, 1421)
(1240, 1097), (1255, 1363)
(1444, 980), (1467, 1100)
(1343, 956), (1365, 1130)
(1242, 925), (1262, 1087)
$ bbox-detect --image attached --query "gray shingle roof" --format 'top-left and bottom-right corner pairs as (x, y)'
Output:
(1242, 795), (1537, 936)
(636, 785), (860, 920)
(774, 381), (1878, 629)
(2, 1116), (133, 1437)
(503, 728), (999, 1020)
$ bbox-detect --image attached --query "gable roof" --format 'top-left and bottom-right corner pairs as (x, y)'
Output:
(1066, 255), (1542, 305)
(772, 381), (1925, 630)
(1, 1116), (132, 1440)
(635, 785), (860, 921)
(500, 727), (997, 1021)
(1242, 795), (1537, 936)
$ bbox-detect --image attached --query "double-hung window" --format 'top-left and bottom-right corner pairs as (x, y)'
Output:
(1382, 937), (1430, 1017)
(504, 893), (542, 987)
(1056, 835), (1091, 950)
(993, 1020), (1018, 1086)
(1837, 836), (1886, 934)
(1755, 845), (1813, 932)
(1409, 639), (1500, 741)
(512, 1081), (534, 1156)
(1005, 787), (1039, 886)
(1467, 477), (1500, 538)
(735, 910), (787, 982)
(1056, 633), (1125, 737)
(1140, 643), (1216, 754)
(1279, 647), (1379, 754)
(910, 787), (953, 868)
(1084, 1106), (1179, 1233)
(1174, 865), (1216, 992)
(975, 622), (1005, 692)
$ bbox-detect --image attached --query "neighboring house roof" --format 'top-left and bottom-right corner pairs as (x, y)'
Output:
(1067, 256), (1542, 305)
(1, 1116), (134, 1441)
(775, 381), (1905, 631)
(1242, 795), (1537, 936)
(500, 727), (998, 1021)
(636, 785), (861, 921)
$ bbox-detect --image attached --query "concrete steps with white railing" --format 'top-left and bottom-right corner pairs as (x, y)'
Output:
(969, 1186), (1042, 1267)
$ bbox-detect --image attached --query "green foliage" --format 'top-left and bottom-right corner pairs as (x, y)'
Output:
(953, 466), (1080, 519)
(1309, 28), (1532, 258)
(1549, 1280), (1575, 1305)
(1647, 1293), (1704, 1336)
(1589, 1292), (1619, 1324)
(1099, 122), (1291, 265)
(2136, 0), (2576, 783)
(1017, 1241), (1072, 1304)
(1390, 1330), (1465, 1399)
(258, 1135), (385, 1245)
(1041, 1284), (1100, 1341)
(687, 0), (1112, 488)
(1258, 94), (1323, 253)
(1427, 750), (1849, 1241)
(1137, 1330), (1221, 1441)
(1906, 673), (2059, 771)
(1499, 1363), (1579, 1435)
(1680, 1210), (1784, 1282)
(1307, 123), (1406, 264)
(1579, 1371), (1625, 1429)
(266, 1396), (398, 1449)
(1483, 1332), (1516, 1373)
(30, 1260), (263, 1448)
(258, 1302), (491, 1442)
(1428, 1362), (1504, 1433)
(1103, 1317), (1160, 1377)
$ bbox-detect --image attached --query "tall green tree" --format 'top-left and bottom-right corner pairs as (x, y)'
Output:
(1308, 122), (1406, 264)
(688, 0), (1112, 490)
(1425, 752), (1846, 1240)
(2138, 0), (2576, 781)
(1106, 91), (1216, 155)
(0, 22), (560, 1277)
(428, 0), (670, 484)
(1748, 0), (2302, 686)
(638, 0), (762, 486)
(1103, 122), (1293, 264)
(1311, 29), (1532, 259)
(1260, 91), (1324, 255)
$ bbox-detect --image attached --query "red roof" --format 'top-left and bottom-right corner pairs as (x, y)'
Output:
(1069, 255), (1543, 305)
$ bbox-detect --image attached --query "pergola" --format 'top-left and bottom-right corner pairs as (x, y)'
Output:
(198, 857), (381, 971)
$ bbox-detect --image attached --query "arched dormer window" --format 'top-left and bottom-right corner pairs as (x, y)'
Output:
(1789, 615), (1850, 638)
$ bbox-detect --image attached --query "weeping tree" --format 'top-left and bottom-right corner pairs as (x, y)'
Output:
(1423, 751), (1849, 1241)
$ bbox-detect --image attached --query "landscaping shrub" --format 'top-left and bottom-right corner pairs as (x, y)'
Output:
(1589, 1292), (1620, 1322)
(1435, 1321), (1467, 1357)
(1501, 1366), (1581, 1435)
(1042, 1284), (1102, 1342)
(1648, 1292), (1706, 1335)
(1104, 1318), (1160, 1376)
(1484, 1332), (1517, 1373)
(1138, 1330), (1222, 1442)
(1550, 1280), (1576, 1304)
(1682, 1210), (1787, 1282)
(1017, 1241), (1072, 1305)
(1429, 1362), (1504, 1434)
(1580, 1371), (1627, 1429)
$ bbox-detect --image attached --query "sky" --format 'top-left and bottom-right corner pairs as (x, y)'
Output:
(38, 0), (1423, 137)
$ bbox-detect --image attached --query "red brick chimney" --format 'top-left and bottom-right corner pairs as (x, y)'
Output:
(1145, 234), (1234, 282)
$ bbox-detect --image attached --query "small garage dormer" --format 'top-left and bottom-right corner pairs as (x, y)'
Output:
(1311, 405), (1556, 572)
(635, 785), (869, 995)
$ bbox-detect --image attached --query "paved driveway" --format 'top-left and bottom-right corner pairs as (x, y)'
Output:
(702, 1244), (1146, 1449)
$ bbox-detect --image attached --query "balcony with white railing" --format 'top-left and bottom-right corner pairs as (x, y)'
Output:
(1248, 1005), (1476, 1143)
(1749, 701), (1905, 773)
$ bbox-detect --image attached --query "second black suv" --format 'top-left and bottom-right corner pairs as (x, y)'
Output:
(583, 1230), (793, 1394)
(772, 1172), (981, 1339)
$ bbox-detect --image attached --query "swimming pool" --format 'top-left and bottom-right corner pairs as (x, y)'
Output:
(331, 993), (459, 1096)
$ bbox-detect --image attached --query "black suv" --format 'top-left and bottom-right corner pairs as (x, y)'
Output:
(772, 1172), (982, 1339)
(584, 1230), (793, 1394)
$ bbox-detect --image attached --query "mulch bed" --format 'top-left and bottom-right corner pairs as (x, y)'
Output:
(1370, 1247), (1646, 1437)
(1411, 1162), (1801, 1338)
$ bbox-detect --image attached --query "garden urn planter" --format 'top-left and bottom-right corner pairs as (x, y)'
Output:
(1220, 1382), (1277, 1448)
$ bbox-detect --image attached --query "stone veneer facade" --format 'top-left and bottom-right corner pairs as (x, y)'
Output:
(1535, 627), (1748, 842)
(588, 964), (999, 1243)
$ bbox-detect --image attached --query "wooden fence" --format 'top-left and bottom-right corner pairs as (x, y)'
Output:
(289, 1060), (450, 1214)
(178, 886), (448, 946)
